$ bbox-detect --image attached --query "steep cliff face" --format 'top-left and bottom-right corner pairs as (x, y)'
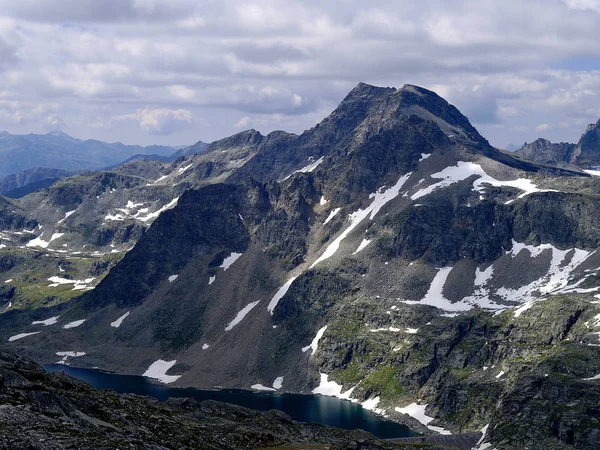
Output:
(2, 83), (600, 450)
(514, 138), (576, 167)
(571, 119), (600, 167)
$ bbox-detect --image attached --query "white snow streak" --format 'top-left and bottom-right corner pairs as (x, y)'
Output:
(312, 373), (357, 401)
(32, 316), (59, 326)
(353, 239), (371, 255)
(283, 156), (325, 180)
(225, 300), (260, 331)
(8, 332), (40, 342)
(311, 172), (412, 268)
(267, 276), (298, 315)
(251, 384), (276, 391)
(220, 252), (243, 271)
(63, 319), (85, 329)
(302, 325), (327, 355)
(110, 312), (130, 328)
(323, 208), (341, 225)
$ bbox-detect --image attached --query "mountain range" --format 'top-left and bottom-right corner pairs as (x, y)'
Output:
(0, 83), (599, 449)
(0, 130), (203, 179)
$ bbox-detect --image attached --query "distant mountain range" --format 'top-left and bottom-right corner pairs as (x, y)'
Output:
(0, 130), (206, 178)
(514, 118), (600, 169)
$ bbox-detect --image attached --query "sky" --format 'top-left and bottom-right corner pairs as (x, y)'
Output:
(0, 0), (600, 149)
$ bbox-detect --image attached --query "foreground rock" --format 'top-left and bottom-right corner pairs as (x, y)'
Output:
(0, 351), (396, 450)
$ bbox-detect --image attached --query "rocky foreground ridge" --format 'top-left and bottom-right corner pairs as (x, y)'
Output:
(0, 350), (402, 450)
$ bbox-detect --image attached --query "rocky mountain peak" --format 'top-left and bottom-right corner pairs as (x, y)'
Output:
(514, 138), (576, 167)
(570, 118), (600, 167)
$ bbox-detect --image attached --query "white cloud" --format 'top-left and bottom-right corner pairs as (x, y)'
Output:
(0, 0), (596, 147)
(535, 123), (551, 131)
(235, 116), (251, 128)
(114, 107), (193, 135)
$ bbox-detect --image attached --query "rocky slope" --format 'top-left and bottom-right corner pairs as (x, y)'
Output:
(515, 119), (600, 169)
(0, 350), (398, 449)
(514, 138), (576, 167)
(1, 83), (600, 449)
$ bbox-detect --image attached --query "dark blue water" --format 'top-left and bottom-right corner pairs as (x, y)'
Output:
(45, 365), (416, 439)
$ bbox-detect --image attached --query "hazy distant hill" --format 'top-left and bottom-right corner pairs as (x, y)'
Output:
(0, 130), (177, 178)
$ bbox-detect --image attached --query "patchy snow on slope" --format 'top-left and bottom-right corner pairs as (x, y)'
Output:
(311, 172), (412, 268)
(583, 373), (600, 380)
(58, 210), (76, 224)
(267, 276), (298, 315)
(8, 332), (40, 342)
(26, 232), (64, 249)
(320, 196), (328, 206)
(56, 351), (86, 357)
(411, 161), (556, 201)
(273, 377), (284, 389)
(225, 300), (260, 331)
(402, 267), (473, 312)
(362, 397), (385, 415)
(220, 252), (243, 271)
(583, 169), (600, 177)
(302, 325), (327, 355)
(323, 207), (341, 225)
(475, 265), (494, 287)
(47, 276), (95, 290)
(32, 316), (59, 326)
(251, 384), (276, 391)
(110, 311), (130, 328)
(63, 319), (85, 329)
(208, 276), (216, 285)
(312, 373), (357, 401)
(136, 197), (180, 222)
(150, 174), (168, 184)
(202, 343), (209, 350)
(419, 153), (431, 162)
(143, 359), (181, 384)
(405, 327), (419, 334)
(168, 274), (178, 283)
(395, 403), (452, 435)
(178, 163), (193, 174)
(353, 239), (371, 255)
(283, 156), (325, 181)
(499, 242), (592, 307)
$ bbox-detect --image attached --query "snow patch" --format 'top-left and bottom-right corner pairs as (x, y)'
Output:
(312, 373), (357, 401)
(320, 196), (328, 206)
(311, 172), (412, 268)
(283, 156), (324, 181)
(208, 276), (216, 285)
(402, 267), (473, 312)
(26, 232), (64, 249)
(273, 376), (284, 389)
(143, 359), (181, 384)
(8, 332), (40, 342)
(225, 300), (260, 331)
(302, 325), (327, 355)
(202, 343), (209, 350)
(323, 208), (341, 225)
(267, 276), (298, 315)
(220, 252), (243, 271)
(251, 384), (276, 391)
(110, 311), (130, 328)
(63, 319), (85, 329)
(362, 396), (385, 415)
(32, 316), (59, 326)
(411, 161), (556, 202)
(353, 239), (371, 255)
(395, 403), (452, 435)
(583, 373), (600, 381)
(168, 274), (178, 283)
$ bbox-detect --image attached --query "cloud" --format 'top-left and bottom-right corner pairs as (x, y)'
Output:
(235, 116), (251, 128)
(535, 123), (551, 131)
(0, 0), (598, 147)
(114, 107), (193, 135)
